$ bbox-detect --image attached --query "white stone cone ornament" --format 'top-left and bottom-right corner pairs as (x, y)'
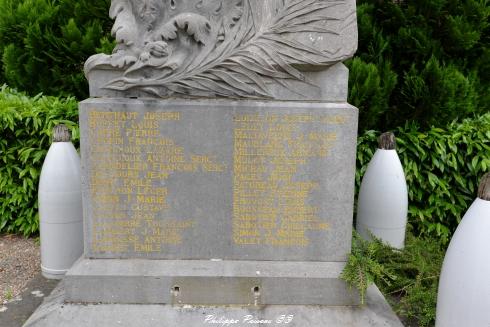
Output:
(435, 174), (490, 327)
(38, 125), (83, 279)
(356, 132), (408, 249)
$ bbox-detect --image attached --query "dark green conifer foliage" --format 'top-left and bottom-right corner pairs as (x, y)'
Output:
(0, 0), (113, 99)
(352, 0), (489, 132)
(0, 0), (487, 130)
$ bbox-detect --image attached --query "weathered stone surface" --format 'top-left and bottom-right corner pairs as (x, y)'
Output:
(23, 283), (403, 327)
(79, 98), (358, 262)
(65, 259), (358, 305)
(87, 62), (350, 101)
(85, 0), (357, 99)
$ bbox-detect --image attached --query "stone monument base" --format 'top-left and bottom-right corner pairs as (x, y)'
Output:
(65, 259), (358, 305)
(23, 283), (403, 327)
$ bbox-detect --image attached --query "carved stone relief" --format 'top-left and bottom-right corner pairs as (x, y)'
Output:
(85, 0), (357, 99)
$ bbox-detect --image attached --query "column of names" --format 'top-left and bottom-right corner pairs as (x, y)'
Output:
(88, 110), (225, 255)
(233, 114), (346, 247)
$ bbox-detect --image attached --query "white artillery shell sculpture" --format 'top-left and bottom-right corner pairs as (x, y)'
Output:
(38, 125), (83, 279)
(356, 132), (408, 249)
(435, 173), (490, 327)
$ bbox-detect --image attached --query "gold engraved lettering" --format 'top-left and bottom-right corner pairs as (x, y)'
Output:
(88, 109), (224, 255)
(232, 114), (344, 248)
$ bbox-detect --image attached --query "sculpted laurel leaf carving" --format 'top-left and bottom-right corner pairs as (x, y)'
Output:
(85, 0), (357, 99)
(156, 13), (212, 44)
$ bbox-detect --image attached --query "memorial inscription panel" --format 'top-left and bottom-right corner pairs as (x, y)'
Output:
(80, 99), (358, 261)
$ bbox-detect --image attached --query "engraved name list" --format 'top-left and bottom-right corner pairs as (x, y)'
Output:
(83, 106), (353, 261)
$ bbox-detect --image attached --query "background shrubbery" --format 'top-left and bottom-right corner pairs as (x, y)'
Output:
(350, 0), (489, 131)
(0, 0), (113, 99)
(1, 86), (488, 240)
(0, 86), (78, 235)
(357, 114), (490, 243)
(343, 232), (445, 327)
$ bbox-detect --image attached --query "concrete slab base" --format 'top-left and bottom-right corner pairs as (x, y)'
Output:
(23, 282), (403, 327)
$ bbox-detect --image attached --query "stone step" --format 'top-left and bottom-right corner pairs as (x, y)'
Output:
(64, 259), (358, 306)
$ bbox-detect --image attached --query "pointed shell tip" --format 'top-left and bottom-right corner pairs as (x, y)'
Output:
(378, 132), (396, 150)
(53, 125), (72, 143)
(478, 173), (490, 201)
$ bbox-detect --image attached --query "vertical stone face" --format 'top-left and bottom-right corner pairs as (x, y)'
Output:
(81, 99), (358, 262)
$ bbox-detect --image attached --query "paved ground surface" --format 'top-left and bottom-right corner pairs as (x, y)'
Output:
(0, 235), (40, 304)
(0, 234), (59, 327)
(0, 274), (58, 327)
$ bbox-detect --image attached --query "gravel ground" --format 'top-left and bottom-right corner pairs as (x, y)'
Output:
(0, 234), (40, 305)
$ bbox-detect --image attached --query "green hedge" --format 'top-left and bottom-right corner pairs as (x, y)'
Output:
(351, 0), (489, 132)
(0, 86), (79, 235)
(357, 114), (490, 243)
(0, 0), (113, 99)
(0, 0), (488, 133)
(0, 87), (488, 238)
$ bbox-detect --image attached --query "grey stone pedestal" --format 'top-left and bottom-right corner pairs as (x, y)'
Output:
(23, 1), (404, 325)
(23, 282), (403, 327)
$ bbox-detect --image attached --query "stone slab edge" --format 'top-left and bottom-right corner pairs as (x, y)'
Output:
(23, 282), (403, 327)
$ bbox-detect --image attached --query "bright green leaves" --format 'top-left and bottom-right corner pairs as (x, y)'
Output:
(0, 86), (79, 236)
(357, 113), (490, 243)
(342, 232), (445, 326)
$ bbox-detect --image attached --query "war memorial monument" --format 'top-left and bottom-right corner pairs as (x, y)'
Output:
(24, 0), (403, 326)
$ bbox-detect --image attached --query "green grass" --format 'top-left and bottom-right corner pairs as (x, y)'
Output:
(4, 288), (13, 301)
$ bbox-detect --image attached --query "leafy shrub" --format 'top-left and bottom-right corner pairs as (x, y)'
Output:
(0, 0), (113, 99)
(0, 86), (488, 241)
(357, 113), (490, 243)
(341, 231), (396, 304)
(0, 86), (79, 236)
(393, 56), (479, 128)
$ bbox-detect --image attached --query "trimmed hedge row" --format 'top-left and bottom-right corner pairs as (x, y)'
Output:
(0, 86), (79, 235)
(357, 115), (490, 243)
(0, 87), (488, 239)
(352, 0), (490, 131)
(1, 0), (487, 132)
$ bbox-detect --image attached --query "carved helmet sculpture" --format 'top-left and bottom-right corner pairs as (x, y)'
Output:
(85, 0), (357, 99)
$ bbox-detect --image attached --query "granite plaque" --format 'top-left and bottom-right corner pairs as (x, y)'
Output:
(81, 99), (358, 262)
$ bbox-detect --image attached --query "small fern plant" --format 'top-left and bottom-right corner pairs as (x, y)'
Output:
(341, 231), (396, 304)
